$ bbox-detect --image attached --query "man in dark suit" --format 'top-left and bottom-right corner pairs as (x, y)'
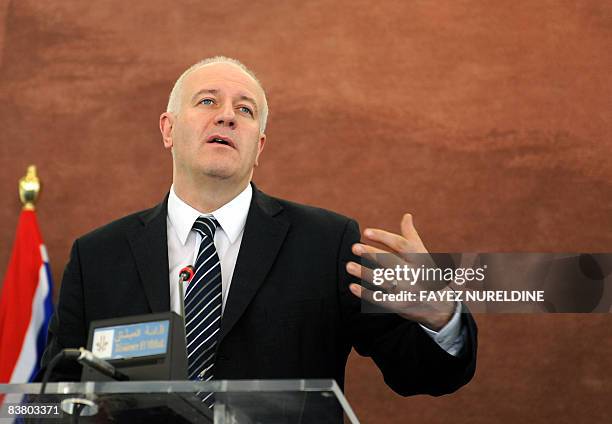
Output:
(41, 57), (477, 397)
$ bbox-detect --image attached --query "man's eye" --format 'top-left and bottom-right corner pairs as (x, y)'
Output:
(199, 98), (215, 105)
(239, 106), (253, 116)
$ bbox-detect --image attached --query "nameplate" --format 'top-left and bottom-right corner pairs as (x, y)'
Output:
(91, 320), (170, 360)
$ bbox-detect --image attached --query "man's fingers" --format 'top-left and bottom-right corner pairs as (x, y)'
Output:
(352, 242), (388, 257)
(400, 213), (416, 239)
(346, 262), (386, 291)
(349, 282), (422, 316)
(362, 213), (428, 258)
(351, 243), (411, 270)
(346, 261), (364, 279)
(362, 228), (409, 253)
(349, 283), (376, 304)
(399, 213), (427, 254)
(349, 283), (362, 298)
(346, 261), (404, 292)
(350, 281), (454, 325)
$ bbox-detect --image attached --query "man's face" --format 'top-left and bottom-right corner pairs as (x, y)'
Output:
(160, 63), (266, 186)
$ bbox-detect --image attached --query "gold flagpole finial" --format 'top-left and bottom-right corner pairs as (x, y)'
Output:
(19, 165), (41, 211)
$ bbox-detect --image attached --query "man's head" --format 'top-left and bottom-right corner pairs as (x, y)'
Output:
(160, 57), (267, 192)
(166, 57), (269, 132)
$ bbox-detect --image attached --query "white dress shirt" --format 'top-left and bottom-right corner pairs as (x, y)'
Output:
(419, 302), (466, 356)
(166, 184), (465, 356)
(167, 184), (252, 315)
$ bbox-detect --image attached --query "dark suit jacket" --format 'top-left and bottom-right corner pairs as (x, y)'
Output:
(42, 185), (477, 395)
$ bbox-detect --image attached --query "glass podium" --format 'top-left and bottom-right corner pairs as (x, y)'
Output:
(0, 379), (359, 423)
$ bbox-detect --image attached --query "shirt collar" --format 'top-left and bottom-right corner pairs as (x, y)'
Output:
(167, 183), (252, 245)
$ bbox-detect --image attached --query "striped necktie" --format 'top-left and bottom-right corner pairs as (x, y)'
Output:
(184, 216), (222, 388)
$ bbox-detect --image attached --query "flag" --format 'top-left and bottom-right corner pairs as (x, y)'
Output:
(0, 209), (54, 384)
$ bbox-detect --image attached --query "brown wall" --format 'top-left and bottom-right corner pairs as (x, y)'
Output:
(1, 1), (611, 422)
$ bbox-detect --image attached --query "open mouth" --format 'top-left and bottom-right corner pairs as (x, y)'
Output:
(206, 136), (235, 149)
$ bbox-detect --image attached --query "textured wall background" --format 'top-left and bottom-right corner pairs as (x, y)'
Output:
(1, 1), (611, 422)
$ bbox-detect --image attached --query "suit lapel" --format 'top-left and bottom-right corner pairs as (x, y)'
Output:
(219, 186), (289, 344)
(127, 195), (171, 313)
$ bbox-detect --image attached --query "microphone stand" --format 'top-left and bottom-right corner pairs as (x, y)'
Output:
(178, 266), (194, 348)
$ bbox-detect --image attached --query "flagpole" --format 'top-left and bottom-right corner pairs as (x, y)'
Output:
(0, 164), (54, 387)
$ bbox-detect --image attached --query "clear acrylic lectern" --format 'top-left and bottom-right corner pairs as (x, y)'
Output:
(0, 379), (359, 423)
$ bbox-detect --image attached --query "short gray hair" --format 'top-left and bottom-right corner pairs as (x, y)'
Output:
(166, 56), (269, 133)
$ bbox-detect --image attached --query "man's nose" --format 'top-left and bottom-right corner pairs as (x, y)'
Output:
(215, 104), (236, 128)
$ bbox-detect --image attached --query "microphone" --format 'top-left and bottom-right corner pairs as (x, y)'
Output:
(178, 266), (194, 357)
(179, 265), (195, 283)
(76, 348), (129, 381)
(178, 265), (194, 319)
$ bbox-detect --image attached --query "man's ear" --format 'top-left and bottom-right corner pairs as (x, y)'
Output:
(254, 133), (266, 167)
(160, 112), (174, 149)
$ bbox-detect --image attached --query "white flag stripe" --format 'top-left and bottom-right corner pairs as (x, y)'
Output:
(39, 245), (49, 263)
(10, 259), (50, 382)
